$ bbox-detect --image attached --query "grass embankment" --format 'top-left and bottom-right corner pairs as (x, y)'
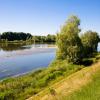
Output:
(0, 60), (83, 100)
(0, 53), (100, 100)
(65, 65), (100, 100)
(28, 54), (100, 100)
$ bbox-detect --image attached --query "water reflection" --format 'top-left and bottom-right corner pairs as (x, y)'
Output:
(0, 43), (56, 79)
(0, 43), (32, 51)
(0, 43), (55, 51)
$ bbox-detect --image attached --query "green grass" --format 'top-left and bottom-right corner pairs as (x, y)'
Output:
(0, 53), (99, 100)
(31, 60), (100, 100)
(0, 60), (83, 100)
(64, 67), (100, 100)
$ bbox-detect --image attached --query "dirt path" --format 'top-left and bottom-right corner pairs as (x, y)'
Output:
(27, 61), (100, 100)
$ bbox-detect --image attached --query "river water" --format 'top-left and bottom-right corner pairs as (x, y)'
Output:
(0, 43), (56, 79)
(0, 43), (100, 80)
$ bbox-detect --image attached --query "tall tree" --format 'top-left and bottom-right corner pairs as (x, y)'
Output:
(56, 16), (83, 64)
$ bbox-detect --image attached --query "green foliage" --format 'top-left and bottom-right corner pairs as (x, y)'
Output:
(0, 60), (83, 100)
(81, 31), (99, 57)
(33, 34), (56, 43)
(56, 15), (100, 64)
(1, 32), (32, 41)
(0, 32), (56, 43)
(56, 15), (83, 64)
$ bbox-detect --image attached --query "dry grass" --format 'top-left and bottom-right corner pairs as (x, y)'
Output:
(27, 61), (100, 100)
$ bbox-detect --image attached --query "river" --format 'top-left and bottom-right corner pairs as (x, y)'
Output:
(0, 43), (100, 80)
(0, 43), (56, 80)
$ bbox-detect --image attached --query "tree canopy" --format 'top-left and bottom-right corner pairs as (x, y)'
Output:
(33, 34), (56, 42)
(0, 32), (32, 41)
(81, 31), (99, 57)
(56, 15), (99, 64)
(0, 32), (56, 43)
(57, 16), (83, 64)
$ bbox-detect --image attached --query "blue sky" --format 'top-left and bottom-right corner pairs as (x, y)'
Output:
(0, 0), (100, 35)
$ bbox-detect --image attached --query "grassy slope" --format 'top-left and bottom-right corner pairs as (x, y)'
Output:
(0, 60), (83, 100)
(64, 64), (100, 100)
(28, 61), (100, 100)
(0, 54), (99, 100)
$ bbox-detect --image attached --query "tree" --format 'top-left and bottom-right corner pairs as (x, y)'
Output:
(46, 34), (56, 42)
(81, 31), (99, 57)
(1, 32), (32, 41)
(56, 15), (83, 64)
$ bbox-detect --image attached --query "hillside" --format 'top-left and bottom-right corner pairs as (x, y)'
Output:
(28, 60), (100, 100)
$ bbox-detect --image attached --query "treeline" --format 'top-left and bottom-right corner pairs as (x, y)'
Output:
(57, 15), (100, 64)
(0, 32), (32, 41)
(0, 32), (56, 43)
(33, 34), (56, 42)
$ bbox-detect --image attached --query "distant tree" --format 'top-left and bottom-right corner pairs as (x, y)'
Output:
(1, 32), (32, 41)
(46, 34), (56, 42)
(32, 34), (56, 43)
(81, 31), (99, 57)
(56, 16), (83, 64)
(0, 31), (56, 43)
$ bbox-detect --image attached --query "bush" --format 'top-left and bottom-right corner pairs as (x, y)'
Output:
(49, 88), (56, 95)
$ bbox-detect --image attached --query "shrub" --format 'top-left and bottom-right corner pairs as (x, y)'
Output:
(49, 88), (56, 95)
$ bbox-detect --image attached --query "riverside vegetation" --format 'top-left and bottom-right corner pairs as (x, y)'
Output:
(30, 56), (100, 100)
(0, 15), (100, 100)
(0, 32), (56, 43)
